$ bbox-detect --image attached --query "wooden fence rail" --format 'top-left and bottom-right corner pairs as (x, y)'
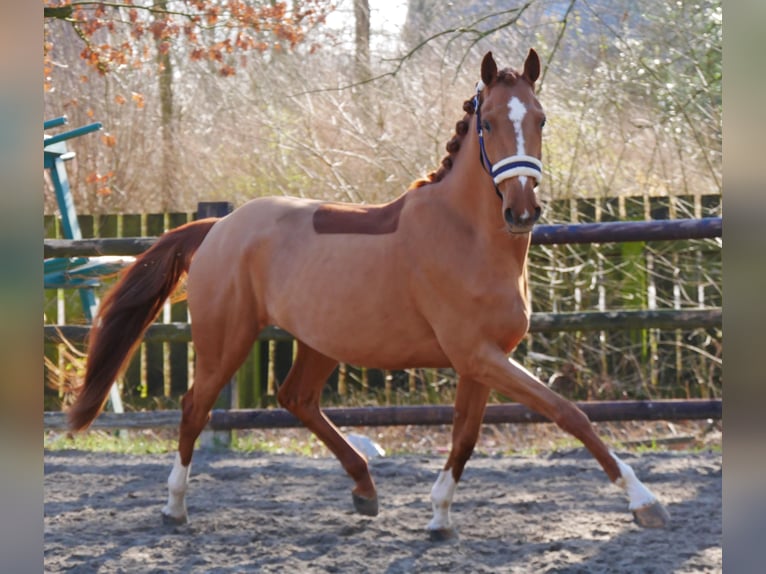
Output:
(43, 217), (722, 258)
(43, 399), (721, 431)
(44, 308), (722, 346)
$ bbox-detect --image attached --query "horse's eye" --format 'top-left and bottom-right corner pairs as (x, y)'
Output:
(482, 120), (491, 132)
(541, 117), (547, 129)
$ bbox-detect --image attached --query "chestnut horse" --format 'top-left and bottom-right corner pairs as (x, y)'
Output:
(69, 50), (670, 537)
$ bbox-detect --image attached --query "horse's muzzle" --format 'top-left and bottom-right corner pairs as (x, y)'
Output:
(504, 205), (541, 233)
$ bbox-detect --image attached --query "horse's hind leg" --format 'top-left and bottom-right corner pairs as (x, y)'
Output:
(161, 307), (261, 525)
(277, 341), (378, 516)
(428, 377), (490, 540)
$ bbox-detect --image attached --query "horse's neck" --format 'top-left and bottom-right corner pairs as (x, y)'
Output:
(429, 138), (532, 268)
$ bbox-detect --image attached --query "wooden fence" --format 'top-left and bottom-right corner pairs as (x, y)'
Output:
(44, 193), (722, 413)
(43, 399), (722, 430)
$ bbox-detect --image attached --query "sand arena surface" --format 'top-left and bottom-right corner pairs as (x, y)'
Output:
(44, 446), (721, 573)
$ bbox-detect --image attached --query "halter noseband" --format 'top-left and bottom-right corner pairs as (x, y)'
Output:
(473, 85), (543, 199)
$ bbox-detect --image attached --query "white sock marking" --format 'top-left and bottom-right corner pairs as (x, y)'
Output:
(162, 452), (190, 520)
(427, 470), (457, 531)
(611, 452), (658, 510)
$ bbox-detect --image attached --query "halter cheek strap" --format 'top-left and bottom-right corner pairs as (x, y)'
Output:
(473, 90), (543, 198)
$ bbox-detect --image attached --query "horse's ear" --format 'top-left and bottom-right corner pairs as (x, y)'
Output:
(481, 52), (498, 87)
(523, 48), (541, 85)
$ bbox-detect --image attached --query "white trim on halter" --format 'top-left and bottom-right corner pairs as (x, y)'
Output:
(491, 155), (543, 186)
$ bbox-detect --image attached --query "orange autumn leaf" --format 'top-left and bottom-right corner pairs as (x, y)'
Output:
(86, 172), (114, 187)
(115, 94), (127, 105)
(45, 0), (335, 88)
(101, 133), (117, 147)
(131, 92), (145, 108)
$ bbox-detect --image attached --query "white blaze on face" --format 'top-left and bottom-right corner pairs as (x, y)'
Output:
(507, 96), (529, 191)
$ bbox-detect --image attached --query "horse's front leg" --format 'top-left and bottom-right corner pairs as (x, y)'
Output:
(428, 377), (491, 540)
(458, 345), (670, 529)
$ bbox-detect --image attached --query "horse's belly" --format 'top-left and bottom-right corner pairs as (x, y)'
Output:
(270, 291), (450, 369)
(262, 252), (449, 368)
(304, 325), (451, 370)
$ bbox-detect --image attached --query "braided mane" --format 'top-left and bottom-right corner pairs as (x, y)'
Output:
(409, 69), (521, 190)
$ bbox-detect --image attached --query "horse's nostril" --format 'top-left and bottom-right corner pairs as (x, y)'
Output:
(504, 206), (540, 227)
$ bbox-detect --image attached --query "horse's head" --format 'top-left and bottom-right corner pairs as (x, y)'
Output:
(473, 50), (545, 234)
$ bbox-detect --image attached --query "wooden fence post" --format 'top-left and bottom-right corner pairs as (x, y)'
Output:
(195, 202), (235, 449)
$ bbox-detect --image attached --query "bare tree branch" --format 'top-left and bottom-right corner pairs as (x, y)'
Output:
(288, 4), (534, 97)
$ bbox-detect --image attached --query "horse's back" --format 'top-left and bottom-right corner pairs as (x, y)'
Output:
(185, 195), (448, 368)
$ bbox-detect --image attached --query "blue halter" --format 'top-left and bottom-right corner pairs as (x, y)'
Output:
(473, 90), (543, 200)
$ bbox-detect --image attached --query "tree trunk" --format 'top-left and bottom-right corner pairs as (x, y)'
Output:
(403, 0), (435, 47)
(353, 0), (371, 83)
(155, 3), (174, 210)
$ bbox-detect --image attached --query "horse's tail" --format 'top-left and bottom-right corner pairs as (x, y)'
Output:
(68, 218), (219, 431)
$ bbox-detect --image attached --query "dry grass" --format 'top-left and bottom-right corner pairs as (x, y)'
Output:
(235, 418), (722, 457)
(45, 418), (721, 458)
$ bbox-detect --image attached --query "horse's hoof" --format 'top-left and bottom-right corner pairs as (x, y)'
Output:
(427, 527), (458, 542)
(352, 492), (379, 517)
(161, 511), (188, 526)
(632, 501), (670, 528)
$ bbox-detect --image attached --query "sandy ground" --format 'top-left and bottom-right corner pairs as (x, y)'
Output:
(44, 437), (721, 573)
